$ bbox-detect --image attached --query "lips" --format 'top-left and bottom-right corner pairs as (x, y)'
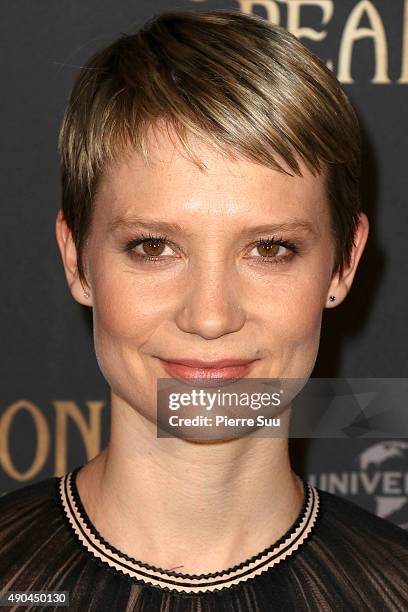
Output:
(157, 357), (259, 385)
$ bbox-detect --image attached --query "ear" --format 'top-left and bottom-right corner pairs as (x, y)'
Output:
(325, 212), (369, 308)
(55, 209), (92, 306)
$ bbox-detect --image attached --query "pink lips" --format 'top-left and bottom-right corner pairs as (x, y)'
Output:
(158, 357), (259, 385)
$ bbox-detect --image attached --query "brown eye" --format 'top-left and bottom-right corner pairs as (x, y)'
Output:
(256, 242), (280, 257)
(141, 239), (166, 256)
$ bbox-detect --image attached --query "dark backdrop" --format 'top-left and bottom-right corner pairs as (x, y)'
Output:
(1, 0), (407, 529)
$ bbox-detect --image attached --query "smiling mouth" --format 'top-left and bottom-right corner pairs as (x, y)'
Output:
(157, 357), (259, 387)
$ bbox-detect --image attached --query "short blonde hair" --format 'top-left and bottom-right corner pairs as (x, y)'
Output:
(58, 9), (362, 288)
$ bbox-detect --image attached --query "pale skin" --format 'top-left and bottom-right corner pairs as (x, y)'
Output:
(55, 129), (369, 574)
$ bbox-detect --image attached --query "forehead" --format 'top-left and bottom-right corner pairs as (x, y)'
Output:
(95, 129), (329, 223)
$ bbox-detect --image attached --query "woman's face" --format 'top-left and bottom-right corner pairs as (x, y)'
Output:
(69, 132), (344, 423)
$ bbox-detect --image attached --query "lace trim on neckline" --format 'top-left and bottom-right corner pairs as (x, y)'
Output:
(58, 468), (320, 594)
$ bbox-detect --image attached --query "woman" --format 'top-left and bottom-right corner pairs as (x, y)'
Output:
(1, 9), (407, 612)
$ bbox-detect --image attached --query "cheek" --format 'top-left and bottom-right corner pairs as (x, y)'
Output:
(253, 270), (327, 370)
(260, 273), (325, 328)
(290, 280), (325, 336)
(91, 265), (171, 342)
(89, 268), (161, 403)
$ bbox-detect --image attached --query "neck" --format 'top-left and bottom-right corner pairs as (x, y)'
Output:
(76, 393), (304, 574)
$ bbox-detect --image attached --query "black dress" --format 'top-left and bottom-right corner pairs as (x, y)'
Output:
(0, 466), (407, 611)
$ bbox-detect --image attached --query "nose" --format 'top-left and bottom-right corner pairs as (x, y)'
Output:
(175, 259), (246, 340)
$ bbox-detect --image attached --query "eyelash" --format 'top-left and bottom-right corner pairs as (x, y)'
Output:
(123, 233), (300, 266)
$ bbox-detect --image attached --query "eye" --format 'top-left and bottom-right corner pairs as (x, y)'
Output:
(124, 234), (176, 263)
(134, 238), (173, 258)
(252, 242), (282, 258)
(247, 238), (298, 264)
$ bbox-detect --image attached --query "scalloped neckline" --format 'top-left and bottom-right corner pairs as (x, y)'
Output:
(58, 466), (320, 594)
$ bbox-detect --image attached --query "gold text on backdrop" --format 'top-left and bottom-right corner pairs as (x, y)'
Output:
(191, 0), (408, 84)
(0, 401), (106, 481)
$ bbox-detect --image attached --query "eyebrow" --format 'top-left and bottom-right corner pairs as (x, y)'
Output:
(108, 216), (319, 238)
(108, 216), (190, 236)
(243, 221), (319, 238)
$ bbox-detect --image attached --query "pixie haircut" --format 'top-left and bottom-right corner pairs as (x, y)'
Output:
(58, 9), (362, 289)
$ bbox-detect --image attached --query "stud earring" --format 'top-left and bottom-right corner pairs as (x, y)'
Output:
(83, 290), (90, 299)
(329, 295), (336, 302)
